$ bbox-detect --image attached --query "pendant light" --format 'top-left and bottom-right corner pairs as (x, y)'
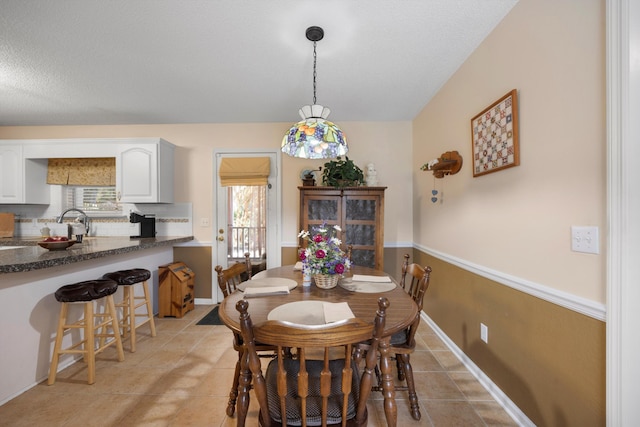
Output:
(281, 26), (348, 159)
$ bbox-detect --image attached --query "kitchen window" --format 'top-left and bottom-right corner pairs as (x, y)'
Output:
(64, 186), (121, 215)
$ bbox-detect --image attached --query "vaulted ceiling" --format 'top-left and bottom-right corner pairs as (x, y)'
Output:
(0, 0), (518, 126)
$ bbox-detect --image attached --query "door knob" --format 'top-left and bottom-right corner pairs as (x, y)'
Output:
(217, 236), (224, 242)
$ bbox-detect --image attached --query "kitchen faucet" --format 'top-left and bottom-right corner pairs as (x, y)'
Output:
(56, 208), (91, 238)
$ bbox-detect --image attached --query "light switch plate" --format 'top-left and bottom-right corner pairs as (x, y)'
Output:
(571, 226), (599, 254)
(480, 323), (488, 343)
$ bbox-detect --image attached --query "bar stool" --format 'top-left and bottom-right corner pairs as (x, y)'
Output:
(48, 279), (125, 385)
(103, 268), (156, 353)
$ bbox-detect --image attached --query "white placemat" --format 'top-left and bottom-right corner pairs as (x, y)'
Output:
(237, 277), (298, 292)
(267, 301), (355, 325)
(268, 301), (325, 325)
(352, 274), (392, 283)
(251, 270), (268, 280)
(339, 279), (396, 293)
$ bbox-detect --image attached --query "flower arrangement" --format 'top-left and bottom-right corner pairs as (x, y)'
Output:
(298, 224), (351, 275)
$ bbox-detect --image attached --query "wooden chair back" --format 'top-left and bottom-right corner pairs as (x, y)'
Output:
(215, 252), (252, 297)
(399, 254), (433, 312)
(237, 297), (389, 427)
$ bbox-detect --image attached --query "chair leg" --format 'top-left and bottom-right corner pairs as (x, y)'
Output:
(396, 356), (405, 381)
(47, 302), (68, 385)
(397, 353), (420, 420)
(226, 352), (242, 417)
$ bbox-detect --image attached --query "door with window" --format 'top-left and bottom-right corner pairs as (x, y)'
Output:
(214, 151), (281, 303)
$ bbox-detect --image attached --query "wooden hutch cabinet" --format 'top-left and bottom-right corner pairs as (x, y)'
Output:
(298, 186), (386, 270)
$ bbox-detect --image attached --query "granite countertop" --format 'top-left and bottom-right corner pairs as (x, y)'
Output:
(0, 236), (194, 274)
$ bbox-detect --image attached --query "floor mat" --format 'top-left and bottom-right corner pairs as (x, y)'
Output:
(196, 306), (223, 325)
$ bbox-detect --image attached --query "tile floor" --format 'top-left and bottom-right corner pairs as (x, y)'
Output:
(0, 305), (519, 426)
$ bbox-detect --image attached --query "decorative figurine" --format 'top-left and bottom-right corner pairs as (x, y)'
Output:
(365, 163), (378, 186)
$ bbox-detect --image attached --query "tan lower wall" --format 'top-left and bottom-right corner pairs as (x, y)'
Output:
(173, 246), (212, 299)
(413, 249), (605, 426)
(282, 246), (299, 266)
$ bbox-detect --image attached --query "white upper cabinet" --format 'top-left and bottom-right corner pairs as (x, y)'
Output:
(116, 139), (175, 203)
(0, 143), (49, 204)
(1, 137), (175, 204)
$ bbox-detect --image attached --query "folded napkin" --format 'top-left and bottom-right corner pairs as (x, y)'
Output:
(243, 286), (290, 298)
(323, 302), (355, 323)
(352, 274), (391, 283)
(293, 261), (303, 270)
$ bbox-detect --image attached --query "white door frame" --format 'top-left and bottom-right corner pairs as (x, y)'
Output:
(606, 0), (640, 424)
(212, 149), (282, 304)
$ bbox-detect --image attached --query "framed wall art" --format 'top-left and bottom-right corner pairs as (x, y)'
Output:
(471, 89), (519, 177)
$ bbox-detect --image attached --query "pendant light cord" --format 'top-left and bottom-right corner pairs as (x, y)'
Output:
(312, 41), (317, 105)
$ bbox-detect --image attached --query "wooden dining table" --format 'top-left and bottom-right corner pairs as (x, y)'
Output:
(218, 265), (420, 427)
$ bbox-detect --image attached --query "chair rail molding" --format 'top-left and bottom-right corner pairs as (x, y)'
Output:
(415, 243), (606, 321)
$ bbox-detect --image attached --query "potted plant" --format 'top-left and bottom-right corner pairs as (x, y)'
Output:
(321, 156), (364, 187)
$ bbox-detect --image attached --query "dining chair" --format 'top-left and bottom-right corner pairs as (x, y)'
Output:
(215, 252), (252, 297)
(355, 254), (432, 421)
(236, 297), (389, 427)
(216, 254), (274, 417)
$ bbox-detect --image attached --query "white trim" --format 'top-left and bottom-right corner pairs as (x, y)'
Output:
(606, 0), (624, 424)
(381, 241), (414, 248)
(415, 243), (606, 321)
(422, 312), (535, 427)
(607, 0), (640, 424)
(194, 297), (214, 305)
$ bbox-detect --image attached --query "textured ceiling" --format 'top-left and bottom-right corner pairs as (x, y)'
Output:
(0, 0), (518, 126)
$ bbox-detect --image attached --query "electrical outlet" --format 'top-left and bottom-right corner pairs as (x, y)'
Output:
(571, 226), (599, 254)
(480, 323), (488, 343)
(200, 217), (210, 227)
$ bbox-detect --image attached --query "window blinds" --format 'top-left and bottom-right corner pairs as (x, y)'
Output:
(218, 157), (270, 187)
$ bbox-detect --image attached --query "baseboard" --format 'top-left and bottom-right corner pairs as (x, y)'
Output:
(422, 311), (535, 427)
(194, 297), (214, 305)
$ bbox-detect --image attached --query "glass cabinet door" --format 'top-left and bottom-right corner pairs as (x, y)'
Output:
(344, 197), (378, 268)
(303, 197), (342, 245)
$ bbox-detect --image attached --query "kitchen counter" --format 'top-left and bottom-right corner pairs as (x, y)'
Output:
(0, 236), (194, 274)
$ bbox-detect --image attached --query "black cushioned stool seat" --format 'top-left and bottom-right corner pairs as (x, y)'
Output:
(48, 279), (124, 385)
(103, 268), (156, 353)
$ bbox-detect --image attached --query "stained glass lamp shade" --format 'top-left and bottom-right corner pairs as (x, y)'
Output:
(281, 104), (348, 159)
